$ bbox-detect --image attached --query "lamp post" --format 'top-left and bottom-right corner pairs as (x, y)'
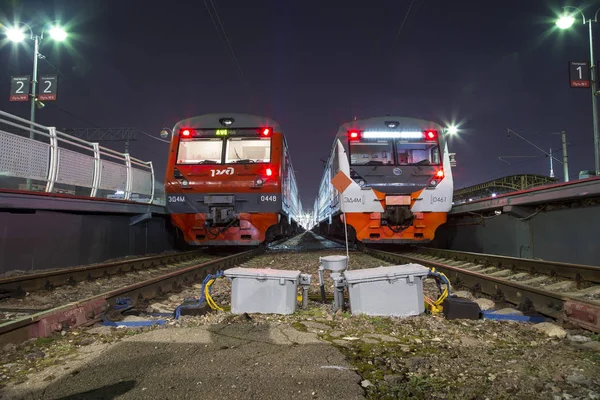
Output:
(4, 22), (68, 140)
(556, 6), (600, 175)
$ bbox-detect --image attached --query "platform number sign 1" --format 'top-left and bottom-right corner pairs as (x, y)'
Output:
(569, 61), (590, 88)
(38, 75), (58, 101)
(9, 75), (31, 102)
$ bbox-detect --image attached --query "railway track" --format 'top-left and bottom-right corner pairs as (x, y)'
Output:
(0, 250), (210, 298)
(363, 247), (600, 332)
(0, 248), (263, 347)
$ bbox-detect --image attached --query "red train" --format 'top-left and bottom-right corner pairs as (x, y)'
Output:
(162, 113), (303, 246)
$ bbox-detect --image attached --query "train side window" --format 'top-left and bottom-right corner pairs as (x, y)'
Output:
(430, 146), (441, 165)
(177, 138), (222, 164)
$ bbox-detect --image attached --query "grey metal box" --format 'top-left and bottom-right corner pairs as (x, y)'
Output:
(224, 267), (301, 314)
(343, 264), (430, 317)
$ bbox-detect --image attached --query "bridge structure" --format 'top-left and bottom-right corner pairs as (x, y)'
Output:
(452, 174), (559, 204)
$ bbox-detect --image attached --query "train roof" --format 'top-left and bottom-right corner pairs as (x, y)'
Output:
(335, 116), (445, 137)
(173, 113), (282, 132)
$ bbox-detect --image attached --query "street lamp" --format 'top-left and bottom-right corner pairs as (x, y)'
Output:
(556, 6), (600, 175)
(446, 125), (459, 135)
(4, 22), (68, 140)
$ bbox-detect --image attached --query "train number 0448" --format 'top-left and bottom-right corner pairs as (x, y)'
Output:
(261, 195), (277, 202)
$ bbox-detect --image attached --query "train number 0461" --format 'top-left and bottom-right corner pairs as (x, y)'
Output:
(261, 195), (277, 202)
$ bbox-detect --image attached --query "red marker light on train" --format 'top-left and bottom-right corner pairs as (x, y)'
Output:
(424, 130), (438, 140)
(262, 128), (272, 136)
(266, 168), (273, 177)
(180, 129), (192, 137)
(348, 130), (360, 140)
(436, 170), (444, 178)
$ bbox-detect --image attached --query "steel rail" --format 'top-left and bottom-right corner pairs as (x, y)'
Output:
(362, 248), (600, 333)
(0, 250), (209, 296)
(415, 247), (600, 283)
(0, 248), (261, 347)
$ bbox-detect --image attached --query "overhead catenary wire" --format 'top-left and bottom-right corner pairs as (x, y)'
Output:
(203, 0), (251, 101)
(392, 0), (418, 48)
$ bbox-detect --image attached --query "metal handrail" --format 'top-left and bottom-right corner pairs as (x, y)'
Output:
(0, 110), (155, 204)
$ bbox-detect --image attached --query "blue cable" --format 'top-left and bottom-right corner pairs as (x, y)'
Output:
(99, 296), (169, 327)
(174, 270), (225, 319)
(428, 270), (452, 297)
(482, 311), (545, 323)
(99, 271), (226, 326)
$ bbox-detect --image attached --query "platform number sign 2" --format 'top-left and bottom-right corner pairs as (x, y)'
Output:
(38, 75), (58, 101)
(9, 75), (31, 102)
(569, 61), (590, 88)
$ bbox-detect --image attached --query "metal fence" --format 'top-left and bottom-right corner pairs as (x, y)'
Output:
(0, 109), (156, 204)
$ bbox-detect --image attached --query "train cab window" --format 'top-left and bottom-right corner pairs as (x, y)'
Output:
(177, 138), (223, 164)
(395, 142), (441, 166)
(349, 141), (393, 165)
(225, 137), (271, 164)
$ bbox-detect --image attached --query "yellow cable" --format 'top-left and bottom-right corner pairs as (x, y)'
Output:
(204, 279), (224, 311)
(206, 280), (221, 311)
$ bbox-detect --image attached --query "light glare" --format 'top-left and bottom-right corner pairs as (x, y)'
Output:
(6, 27), (26, 42)
(556, 15), (575, 29)
(362, 131), (423, 139)
(447, 125), (458, 135)
(49, 26), (67, 41)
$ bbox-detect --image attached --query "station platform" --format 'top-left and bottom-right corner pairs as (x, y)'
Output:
(0, 189), (174, 274)
(0, 188), (167, 215)
(451, 176), (600, 215)
(434, 176), (600, 266)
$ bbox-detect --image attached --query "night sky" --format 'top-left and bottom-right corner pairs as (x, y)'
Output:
(1, 0), (598, 207)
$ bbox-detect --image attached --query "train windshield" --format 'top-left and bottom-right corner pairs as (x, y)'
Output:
(350, 139), (440, 166)
(396, 142), (440, 166)
(349, 141), (394, 165)
(177, 138), (222, 164)
(225, 137), (271, 164)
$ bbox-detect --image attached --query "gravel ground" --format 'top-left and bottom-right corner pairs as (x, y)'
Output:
(1, 233), (599, 399)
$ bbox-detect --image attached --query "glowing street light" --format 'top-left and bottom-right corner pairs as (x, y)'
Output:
(555, 6), (600, 175)
(446, 125), (459, 135)
(556, 15), (576, 29)
(5, 27), (26, 43)
(48, 26), (67, 42)
(3, 22), (69, 139)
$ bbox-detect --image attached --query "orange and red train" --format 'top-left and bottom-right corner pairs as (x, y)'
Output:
(163, 113), (303, 246)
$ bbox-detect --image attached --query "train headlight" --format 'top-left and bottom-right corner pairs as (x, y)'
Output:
(430, 180), (437, 187)
(219, 118), (234, 126)
(181, 179), (189, 187)
(254, 177), (264, 187)
(358, 179), (366, 187)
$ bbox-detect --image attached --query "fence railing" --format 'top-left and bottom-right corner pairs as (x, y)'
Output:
(0, 109), (156, 204)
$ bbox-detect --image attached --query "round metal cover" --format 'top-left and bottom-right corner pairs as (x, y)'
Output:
(393, 167), (403, 176)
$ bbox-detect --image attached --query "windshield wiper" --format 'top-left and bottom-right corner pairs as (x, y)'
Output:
(234, 147), (243, 160)
(196, 160), (215, 164)
(232, 159), (255, 164)
(412, 159), (431, 166)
